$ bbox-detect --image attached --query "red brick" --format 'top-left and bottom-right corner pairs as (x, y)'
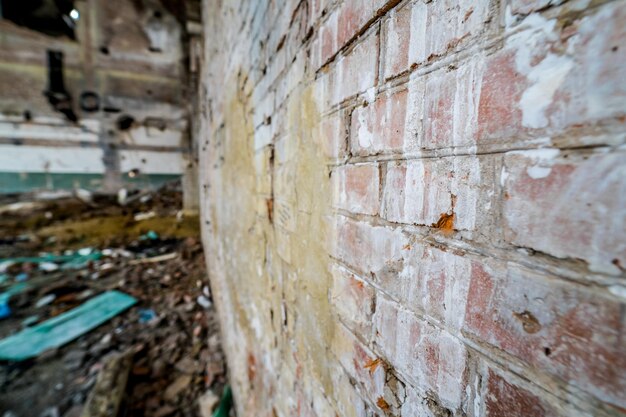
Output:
(381, 156), (492, 231)
(383, 0), (490, 79)
(382, 1), (413, 79)
(476, 50), (524, 141)
(405, 244), (472, 331)
(502, 149), (626, 275)
(373, 296), (468, 410)
(350, 88), (408, 156)
(330, 264), (375, 337)
(318, 111), (346, 159)
(464, 261), (626, 408)
(321, 0), (393, 63)
(351, 61), (483, 155)
(423, 59), (483, 149)
(332, 163), (380, 215)
(331, 322), (386, 402)
(482, 367), (556, 417)
(333, 216), (408, 278)
(319, 12), (338, 64)
(322, 32), (378, 107)
(478, 3), (626, 142)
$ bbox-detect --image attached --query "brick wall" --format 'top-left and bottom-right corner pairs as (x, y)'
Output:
(199, 1), (626, 416)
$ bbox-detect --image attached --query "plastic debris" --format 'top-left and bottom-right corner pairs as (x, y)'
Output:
(0, 294), (11, 319)
(74, 188), (93, 204)
(39, 262), (59, 272)
(21, 315), (39, 327)
(0, 201), (45, 214)
(60, 252), (102, 270)
(138, 308), (157, 323)
(134, 211), (156, 221)
(139, 230), (159, 241)
(117, 188), (128, 205)
(35, 294), (57, 308)
(15, 272), (29, 282)
(212, 386), (233, 417)
(78, 247), (93, 256)
(0, 290), (137, 361)
(197, 295), (212, 309)
(0, 252), (101, 266)
(0, 283), (30, 319)
(0, 262), (14, 274)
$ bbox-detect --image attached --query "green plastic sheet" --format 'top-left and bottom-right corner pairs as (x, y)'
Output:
(212, 386), (233, 417)
(0, 290), (137, 361)
(0, 252), (101, 266)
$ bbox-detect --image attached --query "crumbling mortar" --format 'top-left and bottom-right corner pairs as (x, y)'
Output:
(342, 137), (626, 165)
(331, 208), (626, 290)
(317, 0), (405, 72)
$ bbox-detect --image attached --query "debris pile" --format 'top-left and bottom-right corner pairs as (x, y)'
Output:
(0, 182), (231, 417)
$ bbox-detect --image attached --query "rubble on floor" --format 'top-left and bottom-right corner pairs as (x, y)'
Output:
(0, 182), (232, 417)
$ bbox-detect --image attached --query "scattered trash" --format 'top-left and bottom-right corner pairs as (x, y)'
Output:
(0, 294), (11, 319)
(0, 201), (45, 214)
(139, 230), (159, 241)
(74, 188), (93, 205)
(0, 180), (228, 416)
(138, 308), (157, 323)
(0, 282), (30, 319)
(0, 252), (101, 266)
(117, 188), (128, 205)
(15, 272), (29, 281)
(129, 252), (177, 265)
(212, 386), (233, 417)
(39, 262), (59, 272)
(78, 247), (93, 256)
(197, 295), (212, 309)
(134, 211), (157, 221)
(61, 252), (102, 270)
(35, 294), (57, 308)
(77, 289), (95, 300)
(198, 390), (219, 417)
(0, 262), (14, 274)
(0, 290), (137, 361)
(22, 315), (39, 327)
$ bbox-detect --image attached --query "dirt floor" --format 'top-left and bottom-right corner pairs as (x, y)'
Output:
(0, 183), (231, 417)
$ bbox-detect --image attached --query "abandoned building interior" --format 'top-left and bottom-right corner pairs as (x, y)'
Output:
(0, 0), (624, 416)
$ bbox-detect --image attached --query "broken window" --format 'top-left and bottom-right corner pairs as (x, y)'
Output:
(0, 0), (79, 39)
